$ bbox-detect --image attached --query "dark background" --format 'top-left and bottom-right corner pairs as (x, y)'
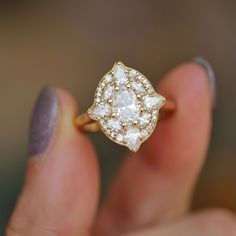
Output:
(1, 0), (236, 234)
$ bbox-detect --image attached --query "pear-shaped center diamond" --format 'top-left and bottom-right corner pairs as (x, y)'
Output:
(113, 89), (139, 122)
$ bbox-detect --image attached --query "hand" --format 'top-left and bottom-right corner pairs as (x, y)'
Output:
(6, 61), (236, 236)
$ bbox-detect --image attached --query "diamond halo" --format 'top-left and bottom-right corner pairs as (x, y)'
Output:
(88, 62), (166, 152)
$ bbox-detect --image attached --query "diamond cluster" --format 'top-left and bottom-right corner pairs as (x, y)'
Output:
(88, 62), (165, 152)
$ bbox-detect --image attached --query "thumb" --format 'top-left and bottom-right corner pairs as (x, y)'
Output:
(7, 86), (99, 236)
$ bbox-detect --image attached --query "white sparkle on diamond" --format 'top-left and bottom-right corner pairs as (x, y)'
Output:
(129, 69), (137, 78)
(139, 113), (151, 126)
(104, 74), (113, 83)
(107, 119), (121, 130)
(104, 86), (113, 100)
(89, 103), (109, 119)
(144, 96), (164, 109)
(113, 63), (127, 84)
(125, 127), (141, 151)
(116, 133), (123, 142)
(141, 130), (149, 139)
(113, 89), (139, 122)
(132, 81), (145, 93)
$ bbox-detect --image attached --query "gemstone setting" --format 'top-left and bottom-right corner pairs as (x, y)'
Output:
(88, 62), (166, 152)
(113, 89), (139, 122)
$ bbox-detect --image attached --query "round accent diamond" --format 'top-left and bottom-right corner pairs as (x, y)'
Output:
(129, 69), (137, 78)
(104, 74), (113, 83)
(104, 86), (113, 100)
(107, 119), (122, 130)
(132, 81), (145, 93)
(116, 133), (124, 142)
(139, 113), (151, 126)
(141, 130), (149, 139)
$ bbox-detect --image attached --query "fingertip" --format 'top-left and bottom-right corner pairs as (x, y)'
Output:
(42, 87), (99, 230)
(141, 62), (213, 172)
(158, 62), (212, 111)
(53, 87), (96, 154)
(10, 86), (99, 235)
(94, 63), (215, 234)
(54, 86), (79, 116)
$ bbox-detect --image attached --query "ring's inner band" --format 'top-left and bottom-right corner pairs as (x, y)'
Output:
(75, 100), (176, 133)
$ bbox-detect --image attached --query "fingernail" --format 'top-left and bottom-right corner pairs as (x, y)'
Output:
(28, 86), (59, 156)
(192, 57), (216, 108)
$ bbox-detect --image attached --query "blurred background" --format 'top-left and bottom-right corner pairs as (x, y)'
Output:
(0, 0), (236, 234)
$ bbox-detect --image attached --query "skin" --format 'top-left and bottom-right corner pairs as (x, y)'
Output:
(6, 63), (236, 236)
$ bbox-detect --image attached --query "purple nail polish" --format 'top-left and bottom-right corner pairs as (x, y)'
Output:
(28, 86), (59, 156)
(192, 57), (217, 108)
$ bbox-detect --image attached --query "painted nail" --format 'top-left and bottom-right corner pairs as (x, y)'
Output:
(192, 57), (216, 108)
(28, 86), (59, 156)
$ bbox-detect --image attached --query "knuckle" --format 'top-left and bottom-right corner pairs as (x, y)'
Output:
(196, 208), (236, 235)
(205, 208), (236, 224)
(6, 223), (91, 236)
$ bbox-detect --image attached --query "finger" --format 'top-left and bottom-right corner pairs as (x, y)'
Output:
(95, 60), (215, 235)
(7, 86), (99, 236)
(123, 209), (236, 236)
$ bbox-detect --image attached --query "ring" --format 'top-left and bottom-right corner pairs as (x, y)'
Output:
(75, 62), (176, 152)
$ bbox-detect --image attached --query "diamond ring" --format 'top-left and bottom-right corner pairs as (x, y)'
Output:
(75, 62), (176, 152)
